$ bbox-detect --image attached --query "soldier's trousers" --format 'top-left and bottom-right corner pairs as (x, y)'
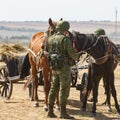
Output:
(48, 66), (71, 105)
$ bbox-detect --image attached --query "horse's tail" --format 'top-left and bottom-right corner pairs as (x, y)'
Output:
(23, 75), (33, 91)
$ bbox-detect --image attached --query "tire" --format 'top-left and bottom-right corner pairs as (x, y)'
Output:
(71, 68), (78, 87)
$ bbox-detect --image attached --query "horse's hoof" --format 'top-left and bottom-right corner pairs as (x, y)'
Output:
(90, 112), (96, 117)
(43, 106), (48, 111)
(33, 102), (39, 107)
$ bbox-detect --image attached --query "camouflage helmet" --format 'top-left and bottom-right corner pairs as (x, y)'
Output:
(94, 28), (105, 36)
(56, 20), (70, 32)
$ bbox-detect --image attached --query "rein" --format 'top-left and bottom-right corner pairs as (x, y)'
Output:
(84, 37), (98, 52)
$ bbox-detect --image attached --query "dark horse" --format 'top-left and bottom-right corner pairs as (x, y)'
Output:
(69, 31), (120, 116)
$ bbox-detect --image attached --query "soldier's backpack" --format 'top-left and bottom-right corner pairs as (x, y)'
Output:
(49, 41), (64, 70)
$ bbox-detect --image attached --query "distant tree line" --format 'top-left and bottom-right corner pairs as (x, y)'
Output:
(10, 35), (29, 39)
(0, 26), (44, 33)
(0, 35), (30, 40)
(0, 35), (30, 46)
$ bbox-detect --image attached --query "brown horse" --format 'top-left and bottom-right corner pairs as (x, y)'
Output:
(28, 18), (59, 110)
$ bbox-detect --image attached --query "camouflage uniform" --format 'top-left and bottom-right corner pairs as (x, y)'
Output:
(48, 33), (78, 103)
(47, 20), (79, 119)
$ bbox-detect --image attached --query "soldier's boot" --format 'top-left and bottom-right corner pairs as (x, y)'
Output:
(60, 104), (74, 119)
(47, 104), (57, 118)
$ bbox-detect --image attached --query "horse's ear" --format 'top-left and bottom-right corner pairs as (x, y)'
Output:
(48, 18), (53, 26)
(60, 18), (63, 21)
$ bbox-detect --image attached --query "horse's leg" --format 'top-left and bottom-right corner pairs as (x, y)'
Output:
(42, 68), (51, 111)
(90, 63), (103, 117)
(29, 75), (34, 101)
(28, 60), (34, 101)
(90, 74), (101, 117)
(109, 72), (120, 114)
(103, 73), (112, 111)
(82, 88), (90, 111)
(31, 64), (39, 107)
(82, 65), (92, 111)
(102, 75), (108, 105)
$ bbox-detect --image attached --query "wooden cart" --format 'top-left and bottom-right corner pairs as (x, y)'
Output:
(0, 64), (13, 99)
(0, 53), (30, 99)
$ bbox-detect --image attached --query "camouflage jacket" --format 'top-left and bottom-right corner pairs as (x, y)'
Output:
(47, 32), (79, 62)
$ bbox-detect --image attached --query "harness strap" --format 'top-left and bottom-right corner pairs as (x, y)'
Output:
(28, 32), (48, 70)
(93, 37), (113, 64)
(84, 36), (115, 65)
(31, 35), (44, 50)
(84, 36), (99, 52)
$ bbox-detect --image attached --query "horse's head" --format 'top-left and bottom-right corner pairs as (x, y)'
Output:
(68, 31), (81, 53)
(47, 18), (57, 36)
(47, 18), (64, 36)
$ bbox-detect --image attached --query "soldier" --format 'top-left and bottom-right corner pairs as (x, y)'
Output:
(47, 20), (79, 119)
(94, 28), (106, 37)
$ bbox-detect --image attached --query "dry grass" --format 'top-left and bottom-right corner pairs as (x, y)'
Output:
(0, 43), (27, 58)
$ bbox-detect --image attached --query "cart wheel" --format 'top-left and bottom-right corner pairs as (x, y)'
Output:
(71, 68), (78, 87)
(0, 68), (13, 99)
(71, 73), (77, 87)
(80, 72), (88, 102)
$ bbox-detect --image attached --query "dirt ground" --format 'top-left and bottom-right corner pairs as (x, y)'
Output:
(0, 65), (120, 120)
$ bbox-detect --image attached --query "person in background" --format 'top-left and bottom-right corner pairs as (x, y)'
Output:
(47, 20), (80, 119)
(94, 28), (106, 37)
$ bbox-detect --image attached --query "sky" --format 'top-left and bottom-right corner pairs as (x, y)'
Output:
(0, 0), (120, 21)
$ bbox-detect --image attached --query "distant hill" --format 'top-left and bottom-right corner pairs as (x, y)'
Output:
(0, 21), (120, 45)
